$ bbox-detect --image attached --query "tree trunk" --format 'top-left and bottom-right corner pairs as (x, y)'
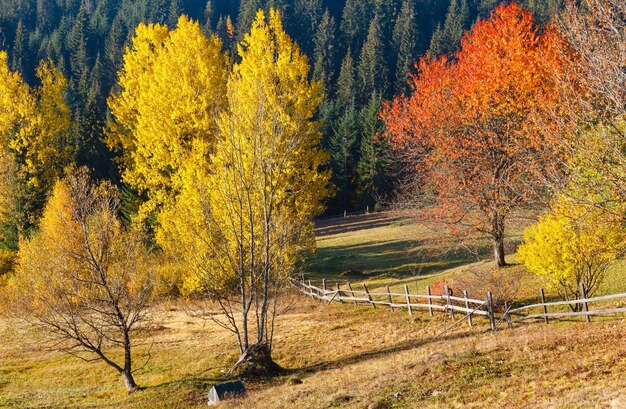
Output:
(241, 294), (249, 353)
(121, 369), (138, 393)
(492, 211), (506, 268)
(493, 236), (506, 268)
(122, 330), (137, 393)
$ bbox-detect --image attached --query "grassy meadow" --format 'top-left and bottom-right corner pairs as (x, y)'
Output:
(1, 211), (626, 408)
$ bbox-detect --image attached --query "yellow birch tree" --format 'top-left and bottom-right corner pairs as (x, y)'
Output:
(107, 15), (228, 220)
(158, 9), (330, 368)
(6, 168), (154, 392)
(518, 198), (624, 306)
(0, 52), (73, 239)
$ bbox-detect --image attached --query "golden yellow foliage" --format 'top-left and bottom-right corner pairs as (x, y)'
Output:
(152, 257), (185, 299)
(0, 52), (73, 233)
(20, 61), (73, 189)
(160, 9), (329, 293)
(15, 171), (153, 305)
(0, 55), (72, 189)
(0, 148), (18, 250)
(107, 15), (228, 219)
(518, 199), (624, 301)
(566, 121), (626, 214)
(7, 168), (154, 391)
(0, 52), (31, 149)
(157, 9), (330, 352)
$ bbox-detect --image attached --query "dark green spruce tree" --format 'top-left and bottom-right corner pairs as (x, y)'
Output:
(330, 102), (359, 212)
(75, 99), (116, 181)
(392, 0), (418, 92)
(336, 48), (356, 106)
(356, 92), (391, 208)
(312, 9), (336, 91)
(431, 0), (470, 56)
(203, 0), (214, 32)
(167, 0), (181, 28)
(68, 1), (89, 73)
(11, 20), (26, 74)
(357, 16), (387, 102)
(429, 23), (444, 57)
(292, 0), (323, 55)
(340, 0), (373, 52)
(237, 0), (262, 41)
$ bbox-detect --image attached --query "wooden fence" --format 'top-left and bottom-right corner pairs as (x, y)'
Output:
(504, 284), (626, 328)
(293, 278), (497, 330)
(294, 278), (626, 331)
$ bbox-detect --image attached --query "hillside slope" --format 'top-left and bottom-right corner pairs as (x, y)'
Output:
(1, 212), (626, 408)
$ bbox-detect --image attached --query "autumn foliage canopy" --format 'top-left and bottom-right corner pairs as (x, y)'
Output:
(383, 3), (565, 266)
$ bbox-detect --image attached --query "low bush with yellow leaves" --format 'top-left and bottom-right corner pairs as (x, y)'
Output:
(518, 199), (624, 305)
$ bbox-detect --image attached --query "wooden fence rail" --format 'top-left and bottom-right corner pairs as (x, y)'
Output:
(507, 288), (626, 324)
(293, 279), (494, 329)
(294, 278), (626, 331)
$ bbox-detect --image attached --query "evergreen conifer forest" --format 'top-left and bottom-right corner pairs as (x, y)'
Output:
(0, 0), (561, 222)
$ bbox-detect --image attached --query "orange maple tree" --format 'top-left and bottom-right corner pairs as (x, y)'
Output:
(383, 3), (565, 267)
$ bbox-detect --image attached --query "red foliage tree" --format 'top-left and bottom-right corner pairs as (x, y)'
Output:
(383, 3), (565, 267)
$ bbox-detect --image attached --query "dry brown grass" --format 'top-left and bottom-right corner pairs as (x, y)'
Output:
(3, 212), (626, 408)
(220, 297), (626, 409)
(2, 294), (626, 408)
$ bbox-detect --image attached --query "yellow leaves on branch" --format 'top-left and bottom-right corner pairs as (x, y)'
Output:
(0, 52), (72, 191)
(519, 121), (626, 301)
(223, 8), (327, 223)
(157, 9), (330, 296)
(107, 16), (228, 219)
(0, 53), (30, 144)
(10, 167), (154, 317)
(4, 168), (154, 392)
(105, 10), (330, 299)
(518, 198), (624, 300)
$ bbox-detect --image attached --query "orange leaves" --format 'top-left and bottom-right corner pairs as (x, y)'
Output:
(382, 3), (566, 256)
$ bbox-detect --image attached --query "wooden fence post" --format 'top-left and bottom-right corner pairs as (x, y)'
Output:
(540, 288), (549, 324)
(308, 280), (314, 299)
(444, 285), (454, 320)
(504, 301), (512, 329)
(463, 290), (472, 327)
(336, 282), (344, 303)
(347, 282), (358, 306)
(363, 284), (376, 308)
(404, 285), (412, 316)
(386, 286), (394, 311)
(580, 282), (590, 323)
(322, 279), (327, 297)
(487, 291), (496, 331)
(427, 286), (433, 316)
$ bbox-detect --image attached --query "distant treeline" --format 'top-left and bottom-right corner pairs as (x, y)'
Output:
(0, 0), (562, 214)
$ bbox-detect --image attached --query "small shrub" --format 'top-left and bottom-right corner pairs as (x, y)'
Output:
(430, 278), (454, 296)
(518, 200), (623, 306)
(453, 267), (522, 310)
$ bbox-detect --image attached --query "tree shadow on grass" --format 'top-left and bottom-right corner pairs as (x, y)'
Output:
(151, 375), (224, 391)
(147, 328), (482, 401)
(283, 329), (480, 376)
(315, 214), (407, 237)
(306, 239), (492, 281)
